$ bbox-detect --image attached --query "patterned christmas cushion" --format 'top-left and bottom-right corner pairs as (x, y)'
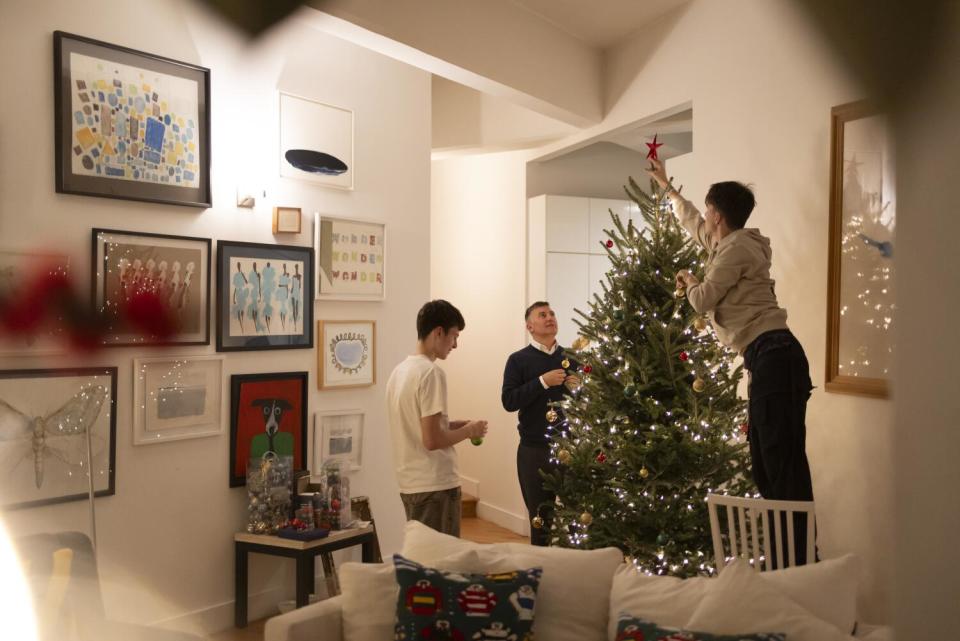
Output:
(615, 613), (785, 641)
(393, 553), (541, 641)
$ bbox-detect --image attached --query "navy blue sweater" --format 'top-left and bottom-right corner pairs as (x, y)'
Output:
(501, 345), (575, 446)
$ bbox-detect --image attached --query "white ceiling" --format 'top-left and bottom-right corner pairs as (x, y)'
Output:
(509, 0), (691, 48)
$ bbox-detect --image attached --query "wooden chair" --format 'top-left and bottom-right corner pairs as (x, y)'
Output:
(706, 493), (816, 572)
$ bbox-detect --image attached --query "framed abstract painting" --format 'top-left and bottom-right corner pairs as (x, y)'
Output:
(216, 241), (314, 352)
(0, 367), (117, 510)
(54, 31), (211, 207)
(133, 356), (223, 445)
(313, 214), (385, 300)
(279, 92), (354, 190)
(826, 100), (894, 398)
(93, 228), (211, 346)
(317, 320), (376, 390)
(229, 371), (308, 487)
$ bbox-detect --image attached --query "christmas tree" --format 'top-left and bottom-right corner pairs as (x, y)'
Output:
(541, 175), (754, 577)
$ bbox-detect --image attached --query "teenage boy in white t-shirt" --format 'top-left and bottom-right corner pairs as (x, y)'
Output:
(386, 299), (488, 536)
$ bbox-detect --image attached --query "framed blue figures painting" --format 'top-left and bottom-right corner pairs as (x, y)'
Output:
(54, 31), (211, 207)
(216, 241), (314, 352)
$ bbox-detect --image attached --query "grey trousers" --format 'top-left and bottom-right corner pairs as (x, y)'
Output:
(400, 486), (462, 537)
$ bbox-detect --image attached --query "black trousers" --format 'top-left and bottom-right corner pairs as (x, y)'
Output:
(517, 442), (554, 546)
(744, 329), (816, 567)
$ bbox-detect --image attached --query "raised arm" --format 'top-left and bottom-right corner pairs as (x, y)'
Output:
(645, 158), (711, 250)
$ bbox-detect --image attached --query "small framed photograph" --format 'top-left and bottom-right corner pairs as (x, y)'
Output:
(318, 320), (376, 390)
(54, 31), (211, 207)
(216, 240), (314, 352)
(279, 92), (354, 190)
(133, 356), (223, 445)
(0, 367), (117, 510)
(314, 213), (385, 300)
(229, 371), (308, 487)
(313, 410), (364, 471)
(273, 207), (302, 234)
(93, 228), (211, 346)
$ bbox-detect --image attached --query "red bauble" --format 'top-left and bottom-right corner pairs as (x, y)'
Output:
(596, 452), (607, 463)
(606, 240), (614, 248)
(679, 351), (689, 362)
(331, 499), (341, 510)
(582, 365), (593, 374)
(740, 423), (749, 435)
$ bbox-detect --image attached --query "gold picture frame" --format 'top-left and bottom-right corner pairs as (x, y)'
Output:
(317, 320), (376, 390)
(272, 206), (302, 234)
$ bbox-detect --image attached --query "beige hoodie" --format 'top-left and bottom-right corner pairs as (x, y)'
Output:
(670, 192), (788, 353)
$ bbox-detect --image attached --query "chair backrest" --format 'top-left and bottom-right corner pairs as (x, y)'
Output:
(706, 493), (815, 572)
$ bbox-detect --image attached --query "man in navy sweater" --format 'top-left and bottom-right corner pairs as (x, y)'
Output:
(501, 301), (579, 545)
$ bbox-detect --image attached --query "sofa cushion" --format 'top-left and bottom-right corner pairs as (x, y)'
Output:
(393, 554), (541, 641)
(401, 520), (623, 641)
(339, 562), (398, 641)
(608, 553), (860, 637)
(614, 614), (785, 641)
(685, 559), (855, 641)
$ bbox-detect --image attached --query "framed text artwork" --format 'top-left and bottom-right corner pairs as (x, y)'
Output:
(54, 31), (211, 207)
(314, 214), (385, 300)
(279, 92), (354, 190)
(826, 99), (895, 398)
(0, 367), (117, 510)
(93, 228), (211, 346)
(317, 320), (376, 390)
(216, 241), (314, 352)
(229, 372), (308, 487)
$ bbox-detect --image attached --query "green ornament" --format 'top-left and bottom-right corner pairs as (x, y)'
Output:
(656, 532), (668, 545)
(623, 384), (637, 398)
(613, 309), (625, 320)
(471, 437), (484, 446)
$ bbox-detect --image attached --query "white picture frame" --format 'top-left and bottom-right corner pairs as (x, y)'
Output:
(317, 320), (376, 390)
(313, 213), (386, 301)
(279, 92), (354, 190)
(133, 355), (224, 445)
(313, 410), (364, 472)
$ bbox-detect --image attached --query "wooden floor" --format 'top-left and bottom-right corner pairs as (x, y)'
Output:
(209, 517), (527, 641)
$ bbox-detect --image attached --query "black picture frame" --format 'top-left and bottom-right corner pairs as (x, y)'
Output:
(0, 367), (117, 510)
(54, 31), (212, 207)
(229, 371), (309, 488)
(217, 241), (314, 352)
(92, 228), (212, 346)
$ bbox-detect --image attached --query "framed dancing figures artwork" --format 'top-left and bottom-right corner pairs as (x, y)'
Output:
(93, 229), (211, 346)
(230, 372), (308, 487)
(279, 92), (354, 190)
(826, 100), (895, 399)
(0, 367), (117, 510)
(133, 356), (223, 445)
(216, 241), (314, 352)
(54, 32), (211, 207)
(314, 214), (385, 300)
(313, 410), (364, 471)
(318, 320), (376, 390)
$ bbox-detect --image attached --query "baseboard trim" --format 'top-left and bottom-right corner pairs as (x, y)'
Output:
(459, 474), (479, 499)
(477, 501), (530, 537)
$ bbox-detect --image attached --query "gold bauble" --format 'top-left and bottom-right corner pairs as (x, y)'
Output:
(531, 515), (544, 529)
(692, 378), (706, 393)
(693, 317), (708, 332)
(561, 358), (571, 369)
(558, 449), (572, 464)
(579, 512), (593, 526)
(639, 466), (650, 479)
(545, 409), (559, 423)
(675, 287), (686, 298)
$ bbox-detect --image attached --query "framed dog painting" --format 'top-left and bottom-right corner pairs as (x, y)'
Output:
(229, 371), (307, 487)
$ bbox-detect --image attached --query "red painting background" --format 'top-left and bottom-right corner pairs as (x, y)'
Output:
(233, 377), (304, 479)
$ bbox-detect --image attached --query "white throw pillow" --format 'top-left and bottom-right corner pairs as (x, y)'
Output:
(339, 561), (398, 641)
(685, 559), (856, 641)
(609, 554), (861, 637)
(400, 521), (623, 641)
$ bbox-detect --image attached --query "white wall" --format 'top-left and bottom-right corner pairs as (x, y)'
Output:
(432, 0), (894, 622)
(0, 0), (430, 633)
(527, 142), (651, 200)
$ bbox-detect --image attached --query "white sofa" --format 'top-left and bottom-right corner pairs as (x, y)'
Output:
(265, 521), (893, 641)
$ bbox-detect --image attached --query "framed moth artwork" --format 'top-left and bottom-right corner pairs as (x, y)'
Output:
(0, 367), (117, 510)
(54, 31), (211, 207)
(313, 213), (385, 300)
(318, 320), (376, 390)
(313, 410), (363, 471)
(229, 372), (308, 487)
(279, 92), (354, 190)
(133, 356), (223, 445)
(93, 228), (211, 346)
(826, 100), (895, 398)
(216, 241), (314, 352)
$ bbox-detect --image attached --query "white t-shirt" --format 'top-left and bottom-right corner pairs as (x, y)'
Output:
(385, 355), (459, 494)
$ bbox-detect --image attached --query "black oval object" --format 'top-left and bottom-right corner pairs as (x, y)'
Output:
(284, 149), (348, 176)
